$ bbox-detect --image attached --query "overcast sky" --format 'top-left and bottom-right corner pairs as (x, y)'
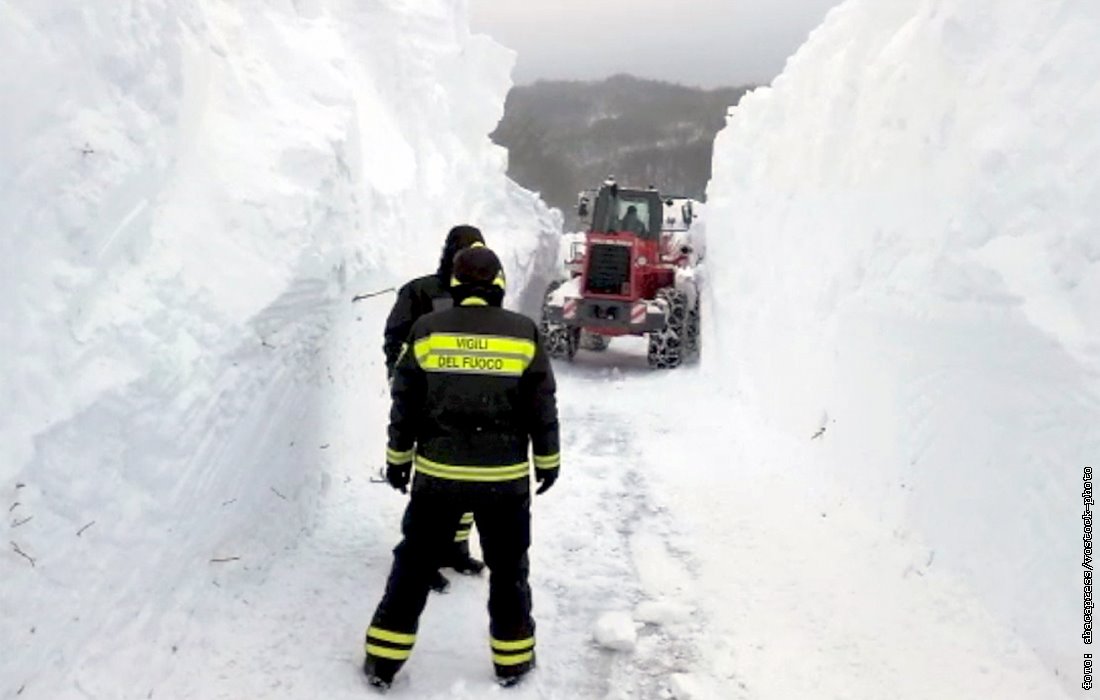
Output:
(469, 0), (842, 88)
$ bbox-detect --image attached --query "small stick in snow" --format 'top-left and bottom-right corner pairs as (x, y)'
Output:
(810, 426), (826, 440)
(10, 541), (35, 567)
(9, 502), (19, 513)
(221, 499), (237, 507)
(12, 516), (32, 528)
(76, 521), (96, 537)
(352, 287), (396, 303)
(349, 286), (398, 301)
(270, 487), (287, 500)
(319, 444), (330, 450)
(210, 556), (241, 564)
(369, 467), (388, 484)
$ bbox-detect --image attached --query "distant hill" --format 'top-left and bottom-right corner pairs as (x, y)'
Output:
(491, 74), (753, 224)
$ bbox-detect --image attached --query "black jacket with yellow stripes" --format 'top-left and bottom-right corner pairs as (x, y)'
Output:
(382, 274), (454, 376)
(386, 298), (560, 495)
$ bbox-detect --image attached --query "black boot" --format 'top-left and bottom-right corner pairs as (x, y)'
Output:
(363, 657), (395, 693)
(365, 674), (391, 693)
(497, 673), (527, 688)
(452, 554), (485, 575)
(429, 569), (451, 593)
(446, 541), (485, 575)
(496, 654), (535, 688)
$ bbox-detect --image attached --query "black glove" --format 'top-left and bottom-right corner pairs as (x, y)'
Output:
(386, 461), (411, 494)
(534, 468), (558, 495)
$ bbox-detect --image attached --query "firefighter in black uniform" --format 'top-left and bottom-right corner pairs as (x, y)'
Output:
(383, 225), (487, 588)
(383, 225), (485, 373)
(364, 245), (560, 691)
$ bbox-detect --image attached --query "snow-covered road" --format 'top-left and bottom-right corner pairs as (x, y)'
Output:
(123, 301), (702, 700)
(94, 298), (1062, 700)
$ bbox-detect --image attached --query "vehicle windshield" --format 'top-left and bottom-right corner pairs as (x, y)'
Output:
(590, 187), (661, 239)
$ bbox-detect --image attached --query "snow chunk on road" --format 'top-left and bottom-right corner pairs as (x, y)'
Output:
(634, 599), (694, 626)
(594, 610), (638, 651)
(670, 672), (712, 700)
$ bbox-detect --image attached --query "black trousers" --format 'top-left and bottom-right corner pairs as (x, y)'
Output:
(364, 489), (535, 680)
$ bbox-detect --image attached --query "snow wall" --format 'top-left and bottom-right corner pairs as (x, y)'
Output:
(706, 0), (1100, 691)
(0, 0), (558, 691)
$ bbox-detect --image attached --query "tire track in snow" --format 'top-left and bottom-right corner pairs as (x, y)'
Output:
(534, 361), (709, 699)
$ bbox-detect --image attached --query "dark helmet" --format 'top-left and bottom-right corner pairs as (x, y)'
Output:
(451, 245), (505, 306)
(437, 224), (485, 279)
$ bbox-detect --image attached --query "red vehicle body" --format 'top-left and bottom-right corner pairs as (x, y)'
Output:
(541, 182), (699, 367)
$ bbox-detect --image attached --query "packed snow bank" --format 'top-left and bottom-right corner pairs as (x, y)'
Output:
(0, 0), (557, 694)
(707, 0), (1099, 691)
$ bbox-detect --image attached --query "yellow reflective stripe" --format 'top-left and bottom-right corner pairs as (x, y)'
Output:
(367, 627), (416, 645)
(386, 447), (414, 464)
(414, 336), (432, 365)
(455, 515), (473, 540)
(425, 334), (535, 360)
(492, 271), (506, 289)
(533, 453), (560, 468)
(415, 455), (529, 482)
(460, 297), (489, 306)
(366, 644), (412, 660)
(419, 353), (527, 376)
(491, 636), (535, 652)
(493, 650), (534, 666)
(413, 334), (533, 376)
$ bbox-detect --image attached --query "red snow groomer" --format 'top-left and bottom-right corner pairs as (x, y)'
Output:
(540, 180), (700, 368)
